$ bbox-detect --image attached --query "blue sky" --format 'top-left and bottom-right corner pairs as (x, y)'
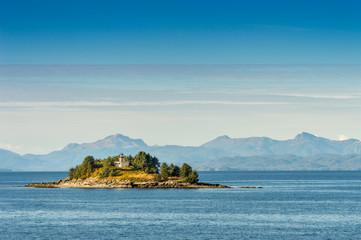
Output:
(1, 1), (361, 154)
(1, 0), (361, 64)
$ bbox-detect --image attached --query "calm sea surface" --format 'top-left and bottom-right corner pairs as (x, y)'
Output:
(1, 171), (361, 240)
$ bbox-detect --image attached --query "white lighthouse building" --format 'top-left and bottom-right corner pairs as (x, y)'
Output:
(114, 153), (130, 167)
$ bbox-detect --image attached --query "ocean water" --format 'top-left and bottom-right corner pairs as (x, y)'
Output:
(1, 171), (361, 240)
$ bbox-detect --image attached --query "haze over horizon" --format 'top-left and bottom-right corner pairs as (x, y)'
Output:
(1, 1), (361, 154)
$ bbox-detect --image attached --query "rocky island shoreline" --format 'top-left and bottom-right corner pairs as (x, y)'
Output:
(25, 177), (230, 189)
(25, 152), (231, 189)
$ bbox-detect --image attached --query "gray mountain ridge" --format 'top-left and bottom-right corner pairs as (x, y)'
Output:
(1, 132), (361, 171)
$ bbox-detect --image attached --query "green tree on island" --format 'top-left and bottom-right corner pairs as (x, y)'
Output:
(185, 170), (199, 183)
(98, 157), (115, 178)
(131, 151), (160, 173)
(168, 163), (180, 177)
(68, 167), (75, 179)
(180, 163), (192, 178)
(69, 155), (95, 179)
(160, 162), (169, 181)
(180, 163), (199, 183)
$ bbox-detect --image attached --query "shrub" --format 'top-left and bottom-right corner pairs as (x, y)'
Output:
(153, 174), (161, 181)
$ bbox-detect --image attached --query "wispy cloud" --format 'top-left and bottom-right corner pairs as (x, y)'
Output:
(272, 93), (361, 100)
(0, 100), (289, 108)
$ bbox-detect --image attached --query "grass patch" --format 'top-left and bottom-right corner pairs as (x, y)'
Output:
(108, 170), (155, 182)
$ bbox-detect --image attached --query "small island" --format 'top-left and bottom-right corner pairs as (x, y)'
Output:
(26, 151), (229, 189)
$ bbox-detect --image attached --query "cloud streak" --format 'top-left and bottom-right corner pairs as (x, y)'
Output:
(0, 100), (289, 108)
(273, 93), (361, 100)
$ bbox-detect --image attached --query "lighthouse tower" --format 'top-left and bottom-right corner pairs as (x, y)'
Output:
(114, 153), (130, 167)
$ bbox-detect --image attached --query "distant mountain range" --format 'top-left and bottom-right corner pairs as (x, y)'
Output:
(0, 167), (12, 172)
(1, 132), (361, 171)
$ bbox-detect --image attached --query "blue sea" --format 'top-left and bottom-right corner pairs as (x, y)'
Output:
(1, 171), (361, 240)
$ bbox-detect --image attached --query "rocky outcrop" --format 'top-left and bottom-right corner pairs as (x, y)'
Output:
(25, 177), (230, 189)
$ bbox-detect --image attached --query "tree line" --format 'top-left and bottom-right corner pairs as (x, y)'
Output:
(158, 162), (198, 183)
(68, 151), (160, 179)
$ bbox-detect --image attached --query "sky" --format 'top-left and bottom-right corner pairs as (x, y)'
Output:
(1, 0), (361, 154)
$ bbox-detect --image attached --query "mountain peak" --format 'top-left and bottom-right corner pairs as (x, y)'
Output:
(217, 135), (231, 140)
(63, 143), (80, 150)
(295, 132), (318, 140)
(99, 134), (147, 147)
(201, 135), (234, 148)
(59, 133), (148, 154)
(103, 133), (131, 141)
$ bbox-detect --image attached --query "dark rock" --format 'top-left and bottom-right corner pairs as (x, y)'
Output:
(25, 177), (230, 189)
